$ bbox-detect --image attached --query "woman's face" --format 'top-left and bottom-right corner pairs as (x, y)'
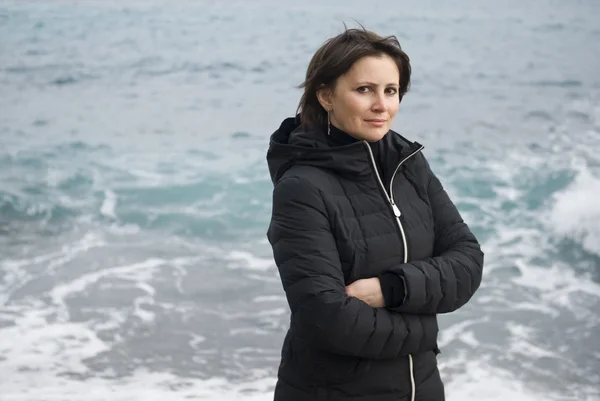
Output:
(318, 54), (401, 142)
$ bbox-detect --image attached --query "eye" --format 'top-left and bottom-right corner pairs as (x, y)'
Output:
(357, 86), (370, 93)
(386, 87), (398, 95)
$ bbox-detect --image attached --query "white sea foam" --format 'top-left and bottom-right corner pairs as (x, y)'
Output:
(511, 260), (600, 310)
(445, 360), (573, 401)
(225, 251), (275, 271)
(49, 257), (163, 308)
(0, 307), (110, 378)
(3, 362), (592, 401)
(0, 370), (275, 401)
(549, 163), (600, 256)
(252, 295), (285, 303)
(100, 189), (117, 218)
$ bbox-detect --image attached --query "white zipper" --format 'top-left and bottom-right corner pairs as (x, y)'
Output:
(363, 142), (424, 262)
(363, 142), (424, 401)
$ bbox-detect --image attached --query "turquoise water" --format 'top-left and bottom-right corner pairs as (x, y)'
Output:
(1, 1), (599, 400)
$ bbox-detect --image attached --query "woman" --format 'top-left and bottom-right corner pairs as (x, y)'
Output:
(266, 27), (484, 401)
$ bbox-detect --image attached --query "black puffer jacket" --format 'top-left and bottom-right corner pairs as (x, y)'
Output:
(266, 116), (484, 401)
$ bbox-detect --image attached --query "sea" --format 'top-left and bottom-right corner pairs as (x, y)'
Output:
(1, 0), (599, 400)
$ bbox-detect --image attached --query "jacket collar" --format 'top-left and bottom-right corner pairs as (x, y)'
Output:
(267, 116), (422, 185)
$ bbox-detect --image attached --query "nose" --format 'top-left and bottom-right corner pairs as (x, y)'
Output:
(371, 92), (386, 112)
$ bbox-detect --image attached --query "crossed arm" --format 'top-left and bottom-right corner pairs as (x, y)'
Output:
(348, 154), (484, 314)
(268, 176), (439, 359)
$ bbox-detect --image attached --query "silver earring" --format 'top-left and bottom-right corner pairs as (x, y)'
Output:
(327, 110), (332, 136)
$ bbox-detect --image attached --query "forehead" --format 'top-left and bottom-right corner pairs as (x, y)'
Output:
(340, 55), (400, 84)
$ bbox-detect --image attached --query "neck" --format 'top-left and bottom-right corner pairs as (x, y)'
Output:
(327, 124), (359, 147)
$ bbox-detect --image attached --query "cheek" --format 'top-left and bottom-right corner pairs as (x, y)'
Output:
(336, 97), (365, 127)
(388, 101), (400, 117)
(344, 94), (370, 115)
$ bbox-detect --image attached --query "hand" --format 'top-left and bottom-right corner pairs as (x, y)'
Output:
(345, 277), (385, 308)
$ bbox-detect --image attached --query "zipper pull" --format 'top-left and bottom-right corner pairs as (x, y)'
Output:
(391, 202), (401, 217)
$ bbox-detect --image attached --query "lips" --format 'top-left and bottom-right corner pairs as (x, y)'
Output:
(365, 119), (387, 127)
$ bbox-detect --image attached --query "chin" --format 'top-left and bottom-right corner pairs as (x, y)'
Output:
(363, 126), (389, 142)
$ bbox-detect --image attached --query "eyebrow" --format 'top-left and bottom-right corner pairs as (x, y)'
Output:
(357, 81), (399, 87)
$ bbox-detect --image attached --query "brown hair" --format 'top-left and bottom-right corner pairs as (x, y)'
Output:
(297, 26), (411, 130)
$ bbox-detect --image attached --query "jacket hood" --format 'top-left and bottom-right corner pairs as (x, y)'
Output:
(266, 115), (421, 185)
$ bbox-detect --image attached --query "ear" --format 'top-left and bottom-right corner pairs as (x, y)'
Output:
(316, 85), (333, 111)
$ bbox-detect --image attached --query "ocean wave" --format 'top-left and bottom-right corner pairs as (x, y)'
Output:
(549, 164), (600, 257)
(0, 360), (595, 401)
(0, 190), (75, 224)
